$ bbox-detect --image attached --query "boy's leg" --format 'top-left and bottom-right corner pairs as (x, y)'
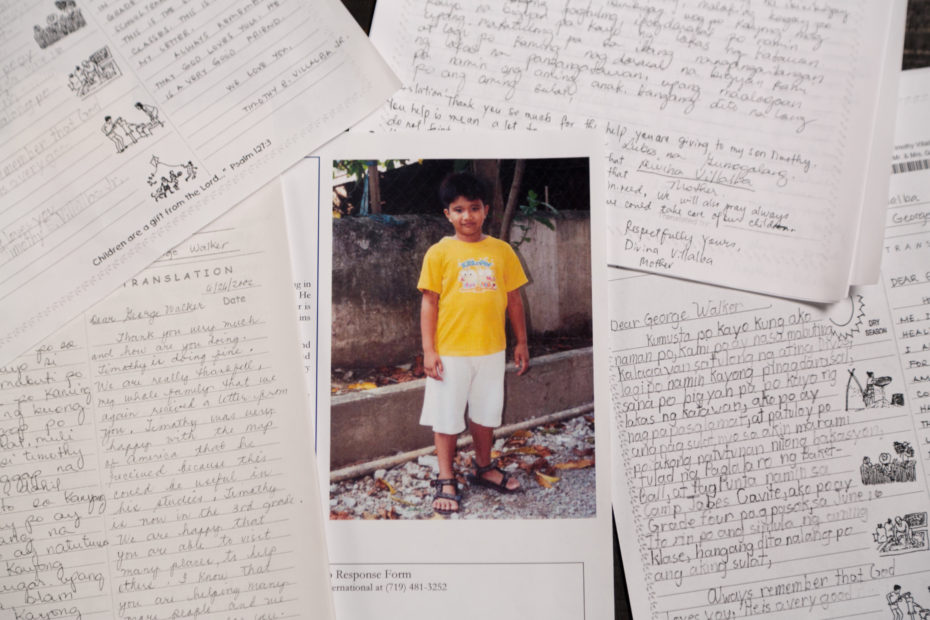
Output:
(434, 432), (459, 512)
(468, 421), (520, 491)
(465, 351), (518, 490)
(421, 355), (471, 512)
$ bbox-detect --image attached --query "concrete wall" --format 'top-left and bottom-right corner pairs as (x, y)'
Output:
(330, 348), (593, 469)
(332, 215), (446, 369)
(332, 212), (591, 368)
(517, 212), (592, 334)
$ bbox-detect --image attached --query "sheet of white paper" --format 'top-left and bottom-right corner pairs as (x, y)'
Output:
(361, 0), (900, 302)
(0, 0), (399, 366)
(0, 182), (334, 619)
(282, 131), (615, 619)
(847, 0), (907, 286)
(609, 67), (930, 619)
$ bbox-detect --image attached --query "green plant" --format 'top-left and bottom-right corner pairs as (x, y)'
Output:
(333, 159), (408, 216)
(511, 189), (557, 249)
(333, 159), (406, 184)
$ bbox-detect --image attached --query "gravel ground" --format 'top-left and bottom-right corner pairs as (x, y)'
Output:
(329, 413), (597, 520)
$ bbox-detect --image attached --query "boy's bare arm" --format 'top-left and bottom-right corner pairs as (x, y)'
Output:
(420, 290), (443, 380)
(507, 289), (529, 375)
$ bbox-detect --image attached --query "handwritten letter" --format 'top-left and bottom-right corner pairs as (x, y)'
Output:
(609, 68), (930, 620)
(0, 183), (333, 619)
(365, 0), (900, 301)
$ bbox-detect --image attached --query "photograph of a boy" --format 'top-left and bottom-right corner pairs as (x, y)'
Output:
(328, 156), (595, 521)
(418, 172), (529, 515)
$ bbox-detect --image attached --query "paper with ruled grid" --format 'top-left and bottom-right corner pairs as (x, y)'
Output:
(610, 67), (930, 620)
(361, 0), (903, 303)
(0, 181), (334, 619)
(0, 0), (399, 367)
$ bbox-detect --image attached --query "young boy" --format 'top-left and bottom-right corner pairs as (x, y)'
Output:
(418, 172), (530, 515)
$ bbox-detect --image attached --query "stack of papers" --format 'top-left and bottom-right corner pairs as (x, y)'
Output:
(0, 0), (398, 362)
(361, 0), (906, 303)
(0, 0), (395, 617)
(1, 1), (928, 619)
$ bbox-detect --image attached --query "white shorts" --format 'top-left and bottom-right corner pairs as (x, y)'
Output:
(419, 351), (506, 435)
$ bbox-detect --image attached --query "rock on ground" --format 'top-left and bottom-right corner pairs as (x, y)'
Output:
(329, 413), (597, 520)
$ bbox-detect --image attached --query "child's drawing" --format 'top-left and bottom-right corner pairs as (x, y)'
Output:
(846, 368), (904, 410)
(861, 442), (917, 485)
(886, 585), (930, 619)
(100, 103), (163, 153)
(34, 1), (85, 49)
(134, 102), (164, 130)
(101, 116), (131, 153)
(828, 293), (865, 340)
(68, 47), (121, 98)
(146, 156), (198, 202)
(874, 512), (929, 556)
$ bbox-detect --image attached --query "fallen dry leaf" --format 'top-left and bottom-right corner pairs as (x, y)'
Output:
(347, 381), (378, 391)
(387, 366), (417, 383)
(330, 511), (353, 520)
(507, 445), (553, 457)
(389, 495), (417, 507)
(527, 457), (556, 477)
(496, 454), (521, 470)
(504, 430), (533, 448)
(375, 478), (397, 494)
(373, 478), (418, 506)
(554, 458), (595, 470)
(517, 455), (549, 472)
(535, 471), (560, 488)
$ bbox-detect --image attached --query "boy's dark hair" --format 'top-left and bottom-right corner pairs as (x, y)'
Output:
(438, 172), (488, 208)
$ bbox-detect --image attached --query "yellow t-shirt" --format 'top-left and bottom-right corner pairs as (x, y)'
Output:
(418, 236), (528, 356)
